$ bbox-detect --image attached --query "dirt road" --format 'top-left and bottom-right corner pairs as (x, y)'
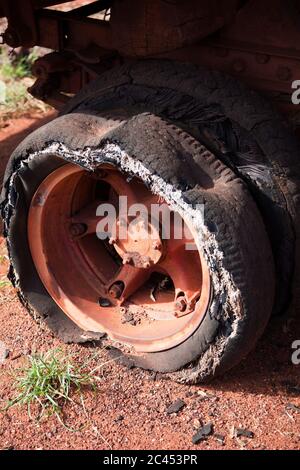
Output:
(0, 114), (299, 450)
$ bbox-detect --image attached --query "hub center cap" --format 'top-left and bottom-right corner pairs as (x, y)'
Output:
(112, 216), (163, 268)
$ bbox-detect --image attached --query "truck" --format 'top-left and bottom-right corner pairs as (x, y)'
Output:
(0, 0), (299, 383)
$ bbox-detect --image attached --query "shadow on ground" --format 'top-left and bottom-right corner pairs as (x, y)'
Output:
(0, 111), (56, 188)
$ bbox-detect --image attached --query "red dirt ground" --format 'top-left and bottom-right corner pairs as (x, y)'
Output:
(0, 113), (300, 450)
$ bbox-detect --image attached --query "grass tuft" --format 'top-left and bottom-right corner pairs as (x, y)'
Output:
(3, 349), (97, 427)
(0, 47), (48, 121)
(0, 50), (37, 80)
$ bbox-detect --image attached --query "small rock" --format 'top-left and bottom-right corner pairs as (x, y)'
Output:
(0, 342), (10, 363)
(196, 390), (215, 400)
(192, 423), (213, 444)
(193, 419), (202, 429)
(286, 403), (300, 413)
(166, 398), (186, 415)
(201, 423), (213, 436)
(229, 425), (235, 439)
(114, 415), (124, 423)
(235, 428), (254, 439)
(10, 352), (22, 361)
(215, 433), (225, 445)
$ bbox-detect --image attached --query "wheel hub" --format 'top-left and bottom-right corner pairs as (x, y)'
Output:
(112, 215), (163, 269)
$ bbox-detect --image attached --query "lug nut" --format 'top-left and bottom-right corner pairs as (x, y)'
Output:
(70, 223), (86, 237)
(175, 297), (187, 313)
(108, 282), (124, 299)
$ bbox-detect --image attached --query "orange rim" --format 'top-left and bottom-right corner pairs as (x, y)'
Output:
(28, 162), (210, 353)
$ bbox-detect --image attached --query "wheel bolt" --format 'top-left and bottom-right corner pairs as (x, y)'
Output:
(175, 297), (187, 313)
(70, 223), (86, 237)
(109, 282), (124, 299)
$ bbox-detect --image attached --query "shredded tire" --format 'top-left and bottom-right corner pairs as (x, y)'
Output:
(1, 111), (275, 383)
(60, 59), (300, 314)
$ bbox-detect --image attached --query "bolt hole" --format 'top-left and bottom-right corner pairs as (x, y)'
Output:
(176, 291), (185, 299)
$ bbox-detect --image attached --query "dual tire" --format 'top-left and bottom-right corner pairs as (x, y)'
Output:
(2, 60), (299, 382)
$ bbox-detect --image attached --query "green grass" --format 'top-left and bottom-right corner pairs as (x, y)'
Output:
(3, 349), (97, 428)
(0, 278), (11, 289)
(0, 47), (48, 120)
(0, 50), (37, 80)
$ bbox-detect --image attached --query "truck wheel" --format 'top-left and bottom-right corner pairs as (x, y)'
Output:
(63, 59), (300, 314)
(1, 112), (275, 383)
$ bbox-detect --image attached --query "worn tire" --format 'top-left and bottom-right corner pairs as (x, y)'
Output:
(62, 59), (300, 314)
(1, 110), (275, 383)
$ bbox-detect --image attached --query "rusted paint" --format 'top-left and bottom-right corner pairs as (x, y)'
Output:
(27, 163), (211, 353)
(1, 0), (299, 116)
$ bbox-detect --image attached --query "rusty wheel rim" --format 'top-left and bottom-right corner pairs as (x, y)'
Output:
(28, 162), (210, 353)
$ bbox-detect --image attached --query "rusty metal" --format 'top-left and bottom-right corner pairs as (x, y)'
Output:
(1, 0), (300, 115)
(108, 281), (124, 299)
(162, 40), (300, 97)
(27, 163), (211, 353)
(111, 212), (164, 269)
(175, 297), (187, 314)
(0, 0), (37, 47)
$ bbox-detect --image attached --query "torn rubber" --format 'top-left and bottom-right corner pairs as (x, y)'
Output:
(1, 113), (275, 382)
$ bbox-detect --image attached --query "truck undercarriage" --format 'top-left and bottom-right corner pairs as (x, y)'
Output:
(1, 0), (300, 113)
